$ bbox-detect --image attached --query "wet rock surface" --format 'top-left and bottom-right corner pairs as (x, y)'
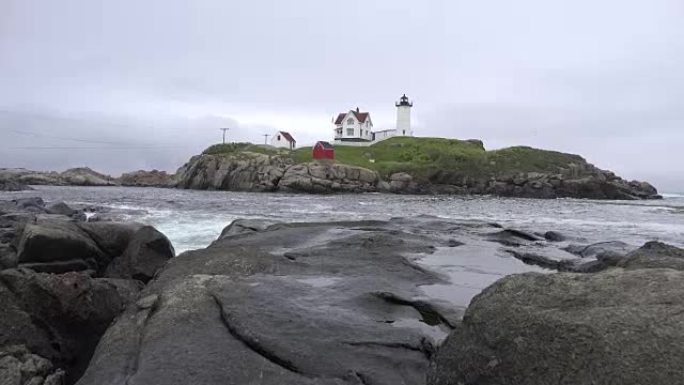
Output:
(76, 216), (608, 385)
(0, 198), (174, 384)
(428, 241), (684, 385)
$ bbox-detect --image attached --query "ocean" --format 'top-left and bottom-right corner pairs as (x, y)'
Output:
(2, 186), (683, 254)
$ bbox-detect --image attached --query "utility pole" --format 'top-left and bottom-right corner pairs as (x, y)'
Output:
(219, 128), (229, 144)
(263, 134), (270, 145)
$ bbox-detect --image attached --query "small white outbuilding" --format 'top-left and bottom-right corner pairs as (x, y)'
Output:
(270, 131), (296, 150)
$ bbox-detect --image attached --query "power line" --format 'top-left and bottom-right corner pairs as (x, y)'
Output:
(5, 145), (186, 150)
(8, 129), (137, 145)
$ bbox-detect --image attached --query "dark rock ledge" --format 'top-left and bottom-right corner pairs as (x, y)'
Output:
(73, 216), (683, 385)
(0, 198), (174, 385)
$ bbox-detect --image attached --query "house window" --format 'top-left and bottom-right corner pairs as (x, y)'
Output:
(366, 121), (369, 127)
(277, 135), (281, 140)
(347, 128), (354, 136)
(347, 118), (354, 125)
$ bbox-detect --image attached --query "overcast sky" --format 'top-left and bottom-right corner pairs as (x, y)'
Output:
(1, 0), (682, 191)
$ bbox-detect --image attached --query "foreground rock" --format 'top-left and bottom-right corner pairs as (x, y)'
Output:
(76, 216), (591, 385)
(428, 241), (684, 385)
(0, 269), (142, 384)
(0, 168), (116, 187)
(0, 198), (174, 384)
(117, 170), (173, 187)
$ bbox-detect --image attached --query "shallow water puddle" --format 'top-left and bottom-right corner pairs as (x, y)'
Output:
(415, 244), (549, 309)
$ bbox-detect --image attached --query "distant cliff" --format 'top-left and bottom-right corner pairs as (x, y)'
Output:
(173, 138), (661, 200)
(0, 167), (116, 187)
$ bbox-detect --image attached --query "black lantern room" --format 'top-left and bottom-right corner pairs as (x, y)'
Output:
(395, 94), (413, 107)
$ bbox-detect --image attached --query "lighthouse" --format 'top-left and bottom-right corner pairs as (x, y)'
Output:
(395, 94), (413, 136)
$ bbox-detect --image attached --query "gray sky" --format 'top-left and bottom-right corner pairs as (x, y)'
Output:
(1, 0), (682, 191)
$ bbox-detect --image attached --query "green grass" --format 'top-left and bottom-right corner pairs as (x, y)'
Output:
(202, 137), (586, 181)
(202, 142), (286, 156)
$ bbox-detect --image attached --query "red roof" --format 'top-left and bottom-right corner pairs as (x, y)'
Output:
(334, 113), (346, 125)
(334, 110), (370, 124)
(278, 131), (295, 143)
(315, 141), (334, 149)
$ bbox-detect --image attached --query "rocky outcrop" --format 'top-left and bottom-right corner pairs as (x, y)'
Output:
(425, 163), (660, 200)
(0, 198), (174, 384)
(279, 162), (379, 193)
(117, 170), (173, 187)
(174, 152), (293, 191)
(60, 168), (115, 186)
(427, 241), (684, 385)
(0, 168), (116, 187)
(175, 153), (382, 194)
(480, 168), (660, 200)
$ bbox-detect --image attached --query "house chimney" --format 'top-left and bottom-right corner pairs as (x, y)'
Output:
(356, 107), (359, 113)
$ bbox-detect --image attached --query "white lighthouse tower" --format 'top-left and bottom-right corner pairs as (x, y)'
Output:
(395, 94), (413, 136)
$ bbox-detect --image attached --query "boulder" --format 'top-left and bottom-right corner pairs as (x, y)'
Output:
(428, 243), (684, 385)
(104, 226), (174, 282)
(117, 170), (173, 187)
(16, 223), (106, 269)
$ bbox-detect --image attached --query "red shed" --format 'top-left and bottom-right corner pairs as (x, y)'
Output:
(312, 141), (334, 160)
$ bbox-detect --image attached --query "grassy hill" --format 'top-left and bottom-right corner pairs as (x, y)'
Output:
(202, 137), (587, 181)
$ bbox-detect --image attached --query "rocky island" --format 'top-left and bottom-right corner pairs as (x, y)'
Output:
(0, 137), (661, 200)
(175, 137), (660, 200)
